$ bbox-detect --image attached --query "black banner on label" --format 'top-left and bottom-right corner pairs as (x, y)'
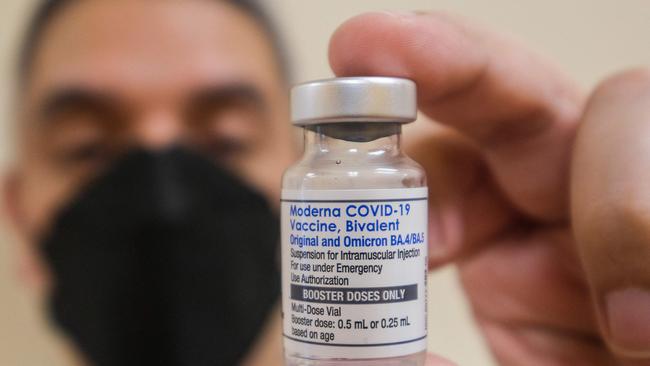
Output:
(290, 284), (417, 304)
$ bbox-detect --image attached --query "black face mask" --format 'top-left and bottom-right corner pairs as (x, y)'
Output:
(40, 147), (280, 366)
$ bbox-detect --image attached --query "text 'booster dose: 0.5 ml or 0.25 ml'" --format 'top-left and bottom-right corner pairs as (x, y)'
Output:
(281, 77), (428, 366)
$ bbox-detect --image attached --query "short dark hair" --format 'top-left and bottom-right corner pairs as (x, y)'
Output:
(18, 0), (290, 85)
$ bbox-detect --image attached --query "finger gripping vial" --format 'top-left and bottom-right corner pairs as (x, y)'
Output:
(282, 77), (428, 366)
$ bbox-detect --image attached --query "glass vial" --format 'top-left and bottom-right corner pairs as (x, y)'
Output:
(281, 77), (428, 366)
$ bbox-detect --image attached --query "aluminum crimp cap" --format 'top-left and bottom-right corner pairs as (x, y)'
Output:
(291, 77), (417, 126)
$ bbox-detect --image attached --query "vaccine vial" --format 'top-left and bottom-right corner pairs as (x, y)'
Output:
(282, 77), (428, 366)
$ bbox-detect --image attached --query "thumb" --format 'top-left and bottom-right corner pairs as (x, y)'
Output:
(572, 68), (650, 361)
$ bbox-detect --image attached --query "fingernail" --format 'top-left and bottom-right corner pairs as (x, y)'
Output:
(604, 287), (650, 358)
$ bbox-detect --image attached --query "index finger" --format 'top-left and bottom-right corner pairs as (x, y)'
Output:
(329, 12), (584, 220)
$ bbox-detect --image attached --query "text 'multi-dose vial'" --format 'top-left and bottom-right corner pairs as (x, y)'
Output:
(281, 77), (428, 366)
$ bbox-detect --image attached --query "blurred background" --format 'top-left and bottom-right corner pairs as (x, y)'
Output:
(1, 1), (649, 365)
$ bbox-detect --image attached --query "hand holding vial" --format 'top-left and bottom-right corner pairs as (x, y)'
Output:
(329, 11), (650, 366)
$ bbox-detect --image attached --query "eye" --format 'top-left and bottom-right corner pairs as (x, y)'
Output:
(44, 111), (119, 170)
(57, 138), (113, 165)
(204, 136), (248, 158)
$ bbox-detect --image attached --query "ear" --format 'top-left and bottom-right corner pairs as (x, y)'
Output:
(1, 168), (49, 293)
(2, 168), (25, 234)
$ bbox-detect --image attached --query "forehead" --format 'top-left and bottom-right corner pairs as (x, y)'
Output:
(26, 0), (280, 103)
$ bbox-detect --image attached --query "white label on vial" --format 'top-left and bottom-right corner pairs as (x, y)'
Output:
(281, 188), (428, 359)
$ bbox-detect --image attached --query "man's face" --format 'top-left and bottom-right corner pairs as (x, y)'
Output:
(8, 0), (295, 287)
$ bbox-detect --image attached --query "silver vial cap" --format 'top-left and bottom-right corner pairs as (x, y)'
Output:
(291, 77), (417, 126)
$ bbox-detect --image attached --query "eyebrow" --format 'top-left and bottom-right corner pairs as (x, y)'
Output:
(37, 87), (121, 125)
(187, 83), (268, 115)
